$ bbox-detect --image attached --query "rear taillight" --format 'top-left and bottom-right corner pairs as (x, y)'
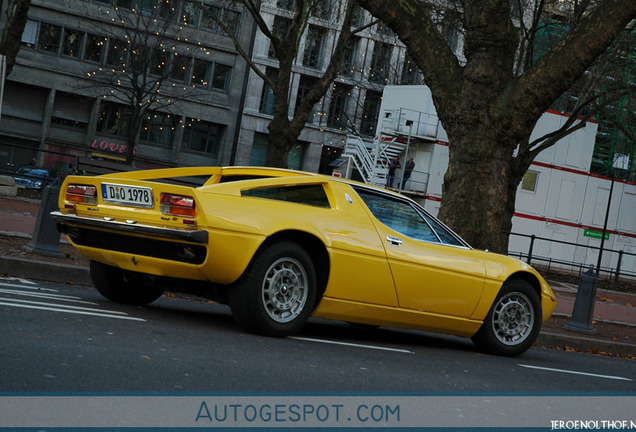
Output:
(160, 193), (196, 217)
(66, 184), (97, 205)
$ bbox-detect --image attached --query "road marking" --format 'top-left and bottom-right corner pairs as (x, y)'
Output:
(290, 336), (414, 353)
(0, 277), (38, 286)
(0, 288), (97, 304)
(1, 297), (129, 315)
(0, 301), (146, 321)
(0, 281), (57, 292)
(519, 364), (633, 381)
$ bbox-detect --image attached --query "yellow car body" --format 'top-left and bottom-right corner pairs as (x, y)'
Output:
(53, 166), (556, 356)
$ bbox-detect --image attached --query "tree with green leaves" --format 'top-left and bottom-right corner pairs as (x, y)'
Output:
(356, 0), (636, 253)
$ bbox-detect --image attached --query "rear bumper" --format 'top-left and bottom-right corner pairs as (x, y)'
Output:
(52, 211), (209, 265)
(51, 211), (208, 244)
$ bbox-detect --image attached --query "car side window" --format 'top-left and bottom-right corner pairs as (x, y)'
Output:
(242, 184), (331, 208)
(419, 211), (465, 247)
(356, 189), (439, 243)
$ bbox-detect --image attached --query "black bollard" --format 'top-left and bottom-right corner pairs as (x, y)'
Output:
(563, 267), (598, 334)
(25, 185), (65, 257)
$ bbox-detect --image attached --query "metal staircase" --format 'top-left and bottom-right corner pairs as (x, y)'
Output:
(342, 134), (407, 187)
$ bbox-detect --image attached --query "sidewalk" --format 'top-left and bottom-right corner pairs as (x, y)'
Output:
(1, 192), (634, 357)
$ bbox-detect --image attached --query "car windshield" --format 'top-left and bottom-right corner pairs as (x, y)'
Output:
(17, 168), (49, 178)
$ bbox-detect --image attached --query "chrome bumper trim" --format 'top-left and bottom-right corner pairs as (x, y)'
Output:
(51, 211), (208, 244)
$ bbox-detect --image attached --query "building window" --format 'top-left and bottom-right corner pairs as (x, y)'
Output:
(180, 1), (200, 26)
(521, 171), (538, 192)
(360, 90), (381, 136)
(250, 132), (269, 166)
(249, 133), (306, 170)
(211, 63), (232, 90)
(38, 23), (62, 54)
(369, 42), (392, 84)
(21, 20), (38, 48)
(158, 0), (178, 20)
(200, 6), (240, 35)
(62, 28), (84, 58)
(150, 49), (170, 77)
(327, 83), (350, 129)
(2, 82), (48, 122)
(341, 37), (359, 77)
(276, 0), (294, 11)
(138, 0), (156, 15)
(182, 118), (224, 155)
(97, 102), (131, 137)
(200, 6), (220, 31)
(400, 51), (423, 85)
(106, 38), (127, 67)
(222, 10), (240, 35)
(375, 21), (395, 38)
(295, 74), (319, 120)
(303, 25), (325, 69)
(310, 1), (331, 20)
(269, 16), (291, 58)
(191, 58), (210, 87)
(287, 142), (306, 170)
(51, 92), (91, 131)
(140, 111), (175, 147)
(352, 6), (366, 27)
(171, 53), (189, 82)
(85, 34), (107, 63)
(114, 0), (133, 9)
(259, 68), (277, 115)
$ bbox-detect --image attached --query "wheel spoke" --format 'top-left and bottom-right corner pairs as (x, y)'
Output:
(491, 292), (535, 346)
(261, 257), (308, 323)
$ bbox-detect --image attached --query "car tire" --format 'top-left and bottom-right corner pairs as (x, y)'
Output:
(90, 260), (165, 306)
(471, 279), (541, 357)
(228, 241), (318, 337)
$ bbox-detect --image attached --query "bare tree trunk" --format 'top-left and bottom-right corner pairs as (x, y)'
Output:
(357, 0), (636, 253)
(0, 0), (31, 76)
(125, 112), (143, 165)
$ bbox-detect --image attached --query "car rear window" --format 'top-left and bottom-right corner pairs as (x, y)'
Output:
(242, 184), (330, 208)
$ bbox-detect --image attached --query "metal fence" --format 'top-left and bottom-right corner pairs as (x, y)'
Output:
(507, 231), (636, 289)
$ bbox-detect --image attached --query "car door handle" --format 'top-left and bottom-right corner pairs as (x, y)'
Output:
(386, 236), (403, 246)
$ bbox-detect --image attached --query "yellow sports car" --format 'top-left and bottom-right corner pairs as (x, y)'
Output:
(52, 166), (556, 356)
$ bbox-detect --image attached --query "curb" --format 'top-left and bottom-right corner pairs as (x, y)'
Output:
(0, 256), (91, 286)
(537, 331), (636, 357)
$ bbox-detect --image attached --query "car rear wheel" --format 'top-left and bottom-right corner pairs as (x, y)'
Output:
(471, 279), (541, 357)
(228, 241), (318, 337)
(90, 260), (165, 306)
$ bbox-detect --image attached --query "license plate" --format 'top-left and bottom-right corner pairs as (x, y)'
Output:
(101, 183), (154, 207)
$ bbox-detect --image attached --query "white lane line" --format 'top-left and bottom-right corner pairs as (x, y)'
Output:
(519, 364), (633, 381)
(0, 301), (146, 322)
(0, 277), (38, 286)
(1, 297), (129, 315)
(0, 281), (58, 292)
(0, 288), (97, 304)
(290, 336), (414, 354)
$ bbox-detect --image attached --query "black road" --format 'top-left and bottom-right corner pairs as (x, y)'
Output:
(1, 277), (634, 393)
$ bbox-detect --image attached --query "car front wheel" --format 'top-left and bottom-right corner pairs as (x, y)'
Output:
(228, 241), (318, 337)
(90, 260), (165, 306)
(471, 279), (541, 357)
